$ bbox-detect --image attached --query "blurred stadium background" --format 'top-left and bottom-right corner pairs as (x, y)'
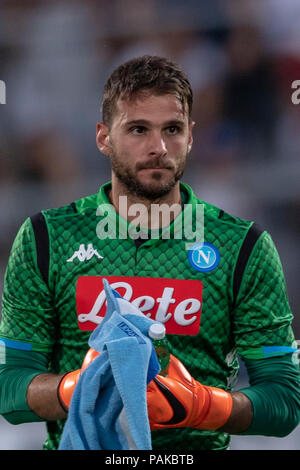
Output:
(0, 0), (299, 450)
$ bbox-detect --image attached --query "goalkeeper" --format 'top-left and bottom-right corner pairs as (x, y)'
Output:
(0, 56), (299, 450)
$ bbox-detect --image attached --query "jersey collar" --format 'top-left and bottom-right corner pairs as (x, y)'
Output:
(96, 181), (201, 245)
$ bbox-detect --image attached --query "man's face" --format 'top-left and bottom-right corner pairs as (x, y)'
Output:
(98, 92), (194, 200)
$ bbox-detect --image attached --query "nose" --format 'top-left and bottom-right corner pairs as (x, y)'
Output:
(148, 131), (167, 157)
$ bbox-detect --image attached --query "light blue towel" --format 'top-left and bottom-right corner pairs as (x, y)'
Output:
(58, 278), (160, 450)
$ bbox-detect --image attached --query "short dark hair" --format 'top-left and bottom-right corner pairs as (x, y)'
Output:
(101, 55), (193, 126)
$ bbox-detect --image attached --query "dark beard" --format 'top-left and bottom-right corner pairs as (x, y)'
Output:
(110, 153), (186, 201)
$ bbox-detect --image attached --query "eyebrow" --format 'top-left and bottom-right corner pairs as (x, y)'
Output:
(125, 119), (185, 128)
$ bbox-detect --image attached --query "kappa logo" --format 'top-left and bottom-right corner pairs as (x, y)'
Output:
(188, 242), (220, 272)
(67, 243), (103, 262)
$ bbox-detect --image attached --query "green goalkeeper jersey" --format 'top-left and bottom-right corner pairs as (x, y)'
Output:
(0, 181), (295, 450)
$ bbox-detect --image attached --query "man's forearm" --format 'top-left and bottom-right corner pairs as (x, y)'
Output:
(218, 391), (253, 433)
(27, 373), (67, 421)
(26, 376), (253, 430)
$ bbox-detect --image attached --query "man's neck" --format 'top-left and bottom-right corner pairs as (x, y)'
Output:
(108, 178), (182, 229)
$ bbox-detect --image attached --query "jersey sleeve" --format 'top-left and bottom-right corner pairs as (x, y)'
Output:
(232, 230), (296, 360)
(0, 217), (56, 353)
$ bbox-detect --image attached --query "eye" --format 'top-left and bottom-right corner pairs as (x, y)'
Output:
(166, 125), (181, 135)
(130, 126), (147, 135)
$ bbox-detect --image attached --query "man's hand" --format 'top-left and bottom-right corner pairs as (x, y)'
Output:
(26, 348), (100, 421)
(58, 348), (100, 411)
(147, 354), (233, 431)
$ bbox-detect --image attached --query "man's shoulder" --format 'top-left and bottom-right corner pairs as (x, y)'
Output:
(206, 202), (253, 231)
(182, 182), (253, 233)
(39, 192), (98, 221)
(193, 195), (253, 234)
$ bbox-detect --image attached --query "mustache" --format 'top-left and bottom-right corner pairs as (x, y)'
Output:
(136, 161), (174, 170)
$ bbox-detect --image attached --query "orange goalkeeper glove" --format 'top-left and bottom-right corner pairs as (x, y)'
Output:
(147, 354), (232, 431)
(57, 348), (100, 412)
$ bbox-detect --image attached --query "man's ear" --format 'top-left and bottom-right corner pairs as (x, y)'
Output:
(96, 122), (111, 156)
(187, 120), (195, 153)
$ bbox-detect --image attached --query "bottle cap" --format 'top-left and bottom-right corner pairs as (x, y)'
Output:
(148, 322), (166, 340)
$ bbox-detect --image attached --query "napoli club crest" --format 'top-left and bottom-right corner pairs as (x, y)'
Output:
(188, 242), (220, 272)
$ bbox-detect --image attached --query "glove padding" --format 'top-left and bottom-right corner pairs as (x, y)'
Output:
(147, 354), (232, 431)
(58, 348), (100, 411)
